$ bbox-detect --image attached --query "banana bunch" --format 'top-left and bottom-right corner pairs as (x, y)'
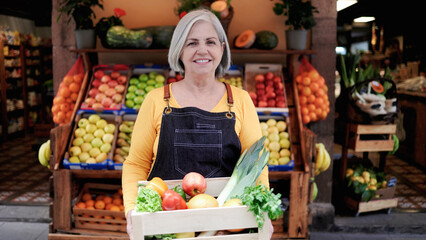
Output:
(315, 143), (331, 176)
(38, 140), (51, 168)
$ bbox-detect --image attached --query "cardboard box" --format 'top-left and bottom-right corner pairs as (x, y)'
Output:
(132, 177), (272, 239)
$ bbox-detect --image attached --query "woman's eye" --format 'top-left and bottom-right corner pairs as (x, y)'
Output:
(187, 42), (197, 46)
(207, 40), (216, 45)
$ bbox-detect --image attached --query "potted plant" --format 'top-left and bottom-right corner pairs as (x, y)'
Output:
(271, 0), (318, 50)
(58, 0), (104, 49)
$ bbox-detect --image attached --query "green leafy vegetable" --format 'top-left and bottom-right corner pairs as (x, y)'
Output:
(135, 187), (163, 213)
(236, 184), (283, 229)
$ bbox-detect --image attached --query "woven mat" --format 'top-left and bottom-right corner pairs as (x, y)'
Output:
(385, 155), (426, 211)
(0, 136), (52, 206)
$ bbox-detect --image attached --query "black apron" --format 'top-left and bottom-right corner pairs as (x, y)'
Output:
(147, 82), (241, 180)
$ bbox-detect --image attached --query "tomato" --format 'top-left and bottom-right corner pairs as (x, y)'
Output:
(162, 189), (187, 211)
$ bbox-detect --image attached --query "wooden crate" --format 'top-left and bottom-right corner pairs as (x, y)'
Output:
(73, 183), (126, 232)
(132, 177), (272, 240)
(348, 124), (396, 152)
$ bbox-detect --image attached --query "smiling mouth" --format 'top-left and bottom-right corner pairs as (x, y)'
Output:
(194, 59), (211, 63)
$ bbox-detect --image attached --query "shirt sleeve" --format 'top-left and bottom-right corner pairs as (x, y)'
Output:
(238, 90), (270, 189)
(122, 90), (160, 216)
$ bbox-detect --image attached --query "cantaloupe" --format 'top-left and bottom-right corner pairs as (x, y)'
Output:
(234, 30), (256, 49)
(211, 1), (229, 18)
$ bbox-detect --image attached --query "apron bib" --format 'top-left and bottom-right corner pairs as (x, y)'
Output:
(147, 83), (241, 180)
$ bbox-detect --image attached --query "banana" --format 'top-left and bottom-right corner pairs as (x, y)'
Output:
(319, 145), (331, 172)
(315, 143), (325, 171)
(38, 142), (48, 167)
(44, 140), (51, 162)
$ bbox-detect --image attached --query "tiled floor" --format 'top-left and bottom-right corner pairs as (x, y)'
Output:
(0, 136), (51, 206)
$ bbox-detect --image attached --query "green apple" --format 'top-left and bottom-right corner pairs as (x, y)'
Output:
(83, 133), (95, 143)
(154, 83), (163, 88)
(134, 96), (144, 105)
(74, 128), (86, 138)
(79, 152), (90, 162)
(268, 142), (281, 152)
(268, 133), (280, 142)
(145, 86), (155, 93)
(155, 74), (165, 83)
(138, 73), (149, 82)
(86, 158), (97, 164)
(279, 132), (289, 139)
(96, 119), (108, 129)
(72, 137), (84, 146)
(104, 124), (116, 134)
(91, 138), (103, 148)
(279, 139), (290, 149)
(276, 121), (287, 132)
(100, 142), (112, 153)
(129, 78), (139, 85)
(89, 147), (101, 157)
(102, 133), (114, 144)
(149, 72), (158, 79)
(93, 129), (105, 139)
(96, 152), (108, 163)
(85, 124), (97, 134)
(134, 104), (141, 109)
(78, 118), (89, 128)
(137, 82), (147, 90)
(269, 151), (280, 160)
(88, 114), (101, 124)
(146, 79), (156, 86)
(69, 146), (82, 157)
(80, 142), (92, 152)
(69, 156), (80, 163)
(135, 89), (145, 96)
(127, 85), (137, 93)
(126, 92), (136, 100)
(125, 100), (135, 108)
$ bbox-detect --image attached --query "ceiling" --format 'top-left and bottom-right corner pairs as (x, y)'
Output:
(0, 0), (52, 26)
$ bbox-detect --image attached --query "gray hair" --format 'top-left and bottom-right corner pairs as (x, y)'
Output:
(168, 9), (231, 78)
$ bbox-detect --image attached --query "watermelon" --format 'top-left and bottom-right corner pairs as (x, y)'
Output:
(137, 26), (176, 49)
(254, 31), (279, 50)
(106, 26), (153, 49)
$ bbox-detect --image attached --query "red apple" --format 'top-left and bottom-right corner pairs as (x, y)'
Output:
(88, 88), (99, 97)
(108, 80), (118, 88)
(275, 82), (284, 90)
(277, 96), (286, 102)
(258, 95), (267, 102)
(273, 76), (282, 84)
(265, 86), (275, 93)
(94, 70), (105, 79)
(105, 88), (116, 97)
(267, 99), (276, 107)
(266, 91), (276, 99)
(255, 82), (265, 90)
(115, 84), (126, 93)
(276, 101), (286, 108)
(265, 72), (274, 81)
(276, 90), (285, 97)
(84, 97), (96, 107)
(112, 93), (123, 103)
(101, 97), (113, 108)
(248, 91), (257, 101)
(117, 75), (128, 84)
(258, 101), (268, 107)
(92, 79), (101, 88)
(257, 89), (266, 96)
(254, 74), (265, 83)
(101, 75), (111, 83)
(110, 103), (118, 109)
(182, 172), (207, 197)
(95, 93), (106, 102)
(110, 71), (121, 79)
(92, 102), (104, 112)
(265, 80), (274, 87)
(98, 84), (109, 93)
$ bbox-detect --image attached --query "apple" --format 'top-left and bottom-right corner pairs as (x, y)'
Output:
(117, 75), (128, 84)
(266, 91), (276, 99)
(88, 88), (99, 97)
(92, 79), (101, 88)
(102, 133), (114, 144)
(248, 91), (257, 101)
(79, 152), (90, 162)
(265, 72), (274, 81)
(258, 101), (268, 108)
(257, 89), (266, 96)
(92, 103), (104, 112)
(265, 86), (275, 93)
(85, 124), (97, 134)
(255, 83), (265, 90)
(149, 72), (158, 79)
(182, 172), (207, 197)
(78, 118), (89, 128)
(108, 80), (118, 88)
(101, 75), (112, 83)
(258, 95), (267, 102)
(94, 129), (105, 138)
(134, 96), (144, 105)
(86, 158), (97, 164)
(96, 119), (107, 129)
(276, 96), (286, 102)
(74, 128), (86, 138)
(276, 101), (286, 108)
(94, 70), (105, 79)
(155, 74), (165, 83)
(98, 84), (109, 93)
(105, 88), (116, 97)
(95, 93), (106, 103)
(88, 114), (101, 123)
(104, 124), (116, 133)
(267, 99), (276, 107)
(273, 76), (282, 84)
(96, 152), (108, 163)
(110, 71), (121, 79)
(115, 84), (126, 93)
(69, 146), (82, 157)
(83, 133), (95, 143)
(84, 97), (96, 107)
(265, 80), (274, 87)
(89, 147), (101, 157)
(100, 143), (112, 153)
(80, 142), (92, 152)
(125, 100), (135, 108)
(72, 137), (84, 146)
(101, 97), (113, 108)
(254, 74), (265, 82)
(91, 138), (103, 148)
(127, 85), (137, 93)
(275, 82), (284, 90)
(112, 93), (123, 103)
(69, 156), (80, 163)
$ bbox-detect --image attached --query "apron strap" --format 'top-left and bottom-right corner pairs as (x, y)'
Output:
(163, 82), (234, 117)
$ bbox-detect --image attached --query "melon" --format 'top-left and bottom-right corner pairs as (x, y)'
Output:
(254, 31), (279, 50)
(234, 30), (256, 49)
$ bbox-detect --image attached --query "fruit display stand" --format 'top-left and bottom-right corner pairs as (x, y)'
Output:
(48, 49), (317, 240)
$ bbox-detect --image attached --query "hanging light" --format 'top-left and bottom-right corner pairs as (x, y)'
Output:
(337, 0), (357, 11)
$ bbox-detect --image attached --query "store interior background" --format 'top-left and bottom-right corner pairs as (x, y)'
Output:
(1, 0), (425, 221)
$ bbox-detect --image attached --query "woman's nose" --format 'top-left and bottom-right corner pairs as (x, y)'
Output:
(196, 43), (208, 53)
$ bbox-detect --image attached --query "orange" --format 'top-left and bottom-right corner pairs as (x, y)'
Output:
(310, 82), (319, 92)
(69, 82), (80, 93)
(70, 92), (78, 101)
(302, 77), (311, 86)
(53, 116), (59, 124)
(307, 94), (316, 103)
(112, 198), (122, 206)
(51, 105), (60, 114)
(315, 108), (323, 116)
(60, 103), (70, 112)
(301, 87), (311, 96)
(308, 70), (320, 81)
(86, 206), (95, 210)
(95, 195), (105, 201)
(302, 115), (310, 124)
(53, 96), (65, 105)
(63, 75), (73, 85)
(314, 97), (324, 107)
(95, 200), (106, 210)
(82, 193), (92, 202)
(112, 193), (121, 199)
(73, 73), (83, 83)
(307, 104), (316, 113)
(309, 112), (317, 122)
(110, 205), (120, 211)
(299, 96), (307, 105)
(65, 111), (72, 120)
(105, 203), (113, 210)
(315, 89), (325, 97)
(59, 87), (71, 98)
(103, 196), (113, 205)
(76, 202), (86, 209)
(295, 75), (302, 84)
(301, 106), (309, 116)
(85, 199), (95, 208)
(56, 111), (65, 123)
(119, 205), (124, 211)
(222, 199), (244, 233)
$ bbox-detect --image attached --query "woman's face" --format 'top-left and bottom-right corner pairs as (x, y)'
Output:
(180, 21), (224, 77)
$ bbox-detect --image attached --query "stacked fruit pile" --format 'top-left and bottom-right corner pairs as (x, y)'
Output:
(68, 115), (116, 164)
(296, 69), (330, 124)
(82, 69), (128, 111)
(260, 119), (291, 166)
(125, 71), (165, 110)
(113, 120), (134, 164)
(75, 187), (125, 223)
(218, 75), (243, 89)
(51, 73), (83, 125)
(248, 72), (286, 108)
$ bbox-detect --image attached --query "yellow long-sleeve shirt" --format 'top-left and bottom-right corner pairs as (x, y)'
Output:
(122, 83), (269, 216)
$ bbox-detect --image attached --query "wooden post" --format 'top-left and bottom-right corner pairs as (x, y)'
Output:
(53, 169), (72, 231)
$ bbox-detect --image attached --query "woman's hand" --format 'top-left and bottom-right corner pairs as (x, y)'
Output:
(126, 210), (134, 240)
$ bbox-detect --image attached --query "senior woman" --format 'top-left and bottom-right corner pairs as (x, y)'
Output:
(122, 9), (270, 239)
